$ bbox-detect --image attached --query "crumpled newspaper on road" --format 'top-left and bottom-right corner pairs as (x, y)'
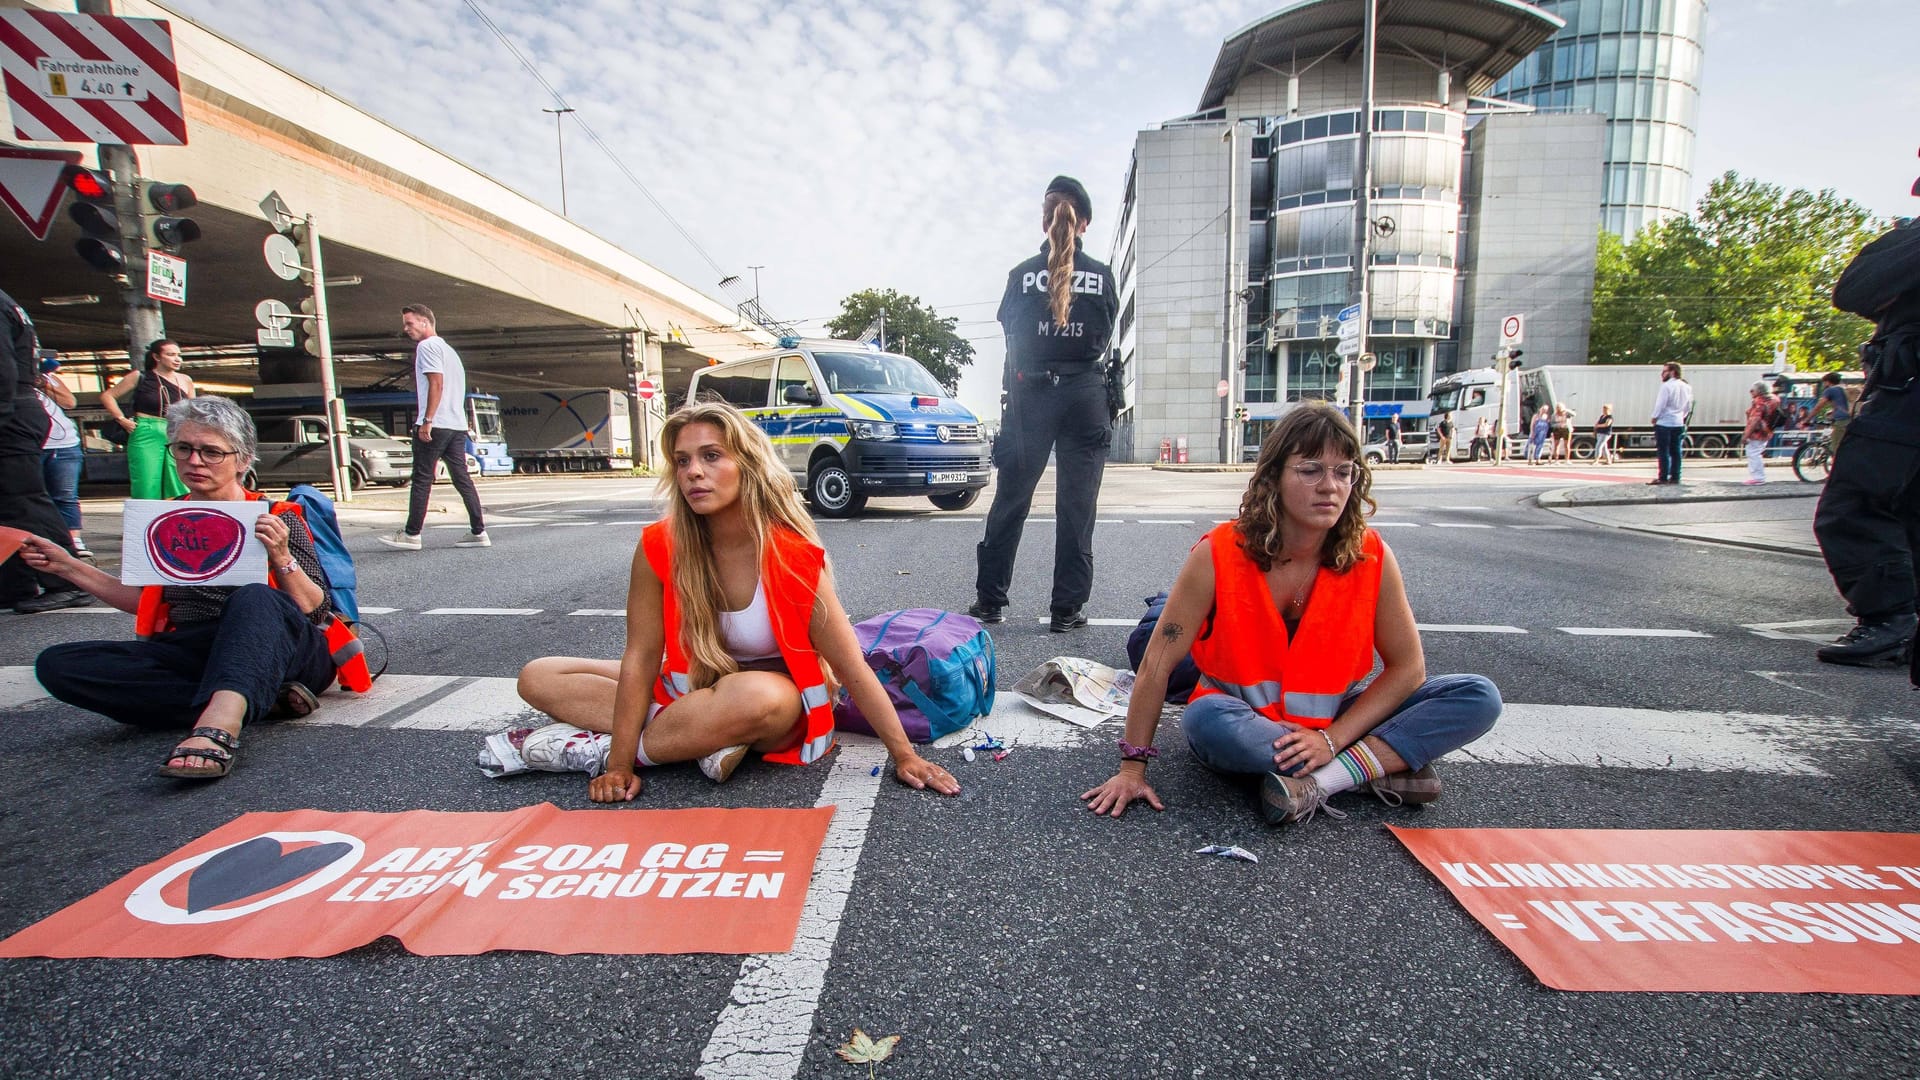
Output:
(1012, 657), (1135, 727)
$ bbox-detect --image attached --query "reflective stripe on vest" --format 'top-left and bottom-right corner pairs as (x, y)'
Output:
(643, 520), (836, 766)
(1187, 522), (1383, 730)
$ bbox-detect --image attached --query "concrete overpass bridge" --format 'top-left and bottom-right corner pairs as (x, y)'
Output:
(1, 0), (770, 425)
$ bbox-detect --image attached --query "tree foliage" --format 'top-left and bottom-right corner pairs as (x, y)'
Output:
(823, 288), (976, 394)
(1589, 172), (1884, 371)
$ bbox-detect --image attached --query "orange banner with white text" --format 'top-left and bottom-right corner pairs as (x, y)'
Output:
(0, 804), (833, 959)
(1393, 827), (1920, 993)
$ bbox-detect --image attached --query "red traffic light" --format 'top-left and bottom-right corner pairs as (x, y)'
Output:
(143, 181), (196, 214)
(63, 166), (111, 201)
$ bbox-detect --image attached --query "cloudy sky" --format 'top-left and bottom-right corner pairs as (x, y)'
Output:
(161, 0), (1918, 417)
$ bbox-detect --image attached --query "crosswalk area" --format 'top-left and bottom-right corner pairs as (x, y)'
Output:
(0, 665), (1888, 777)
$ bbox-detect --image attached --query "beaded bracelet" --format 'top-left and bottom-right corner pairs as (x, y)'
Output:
(1320, 730), (1338, 757)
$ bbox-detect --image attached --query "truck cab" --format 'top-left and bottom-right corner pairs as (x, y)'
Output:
(686, 339), (991, 517)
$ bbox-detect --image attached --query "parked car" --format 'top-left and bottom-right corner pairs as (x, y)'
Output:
(246, 414), (413, 490)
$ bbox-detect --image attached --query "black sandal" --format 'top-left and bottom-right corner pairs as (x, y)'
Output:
(158, 726), (239, 780)
(269, 682), (320, 720)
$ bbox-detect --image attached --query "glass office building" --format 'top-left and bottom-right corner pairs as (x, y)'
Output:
(1491, 0), (1707, 238)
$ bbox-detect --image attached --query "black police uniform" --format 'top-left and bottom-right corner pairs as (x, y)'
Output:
(1812, 220), (1920, 673)
(0, 288), (82, 606)
(974, 239), (1120, 623)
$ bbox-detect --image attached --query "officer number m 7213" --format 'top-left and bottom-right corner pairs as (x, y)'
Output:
(1035, 321), (1086, 338)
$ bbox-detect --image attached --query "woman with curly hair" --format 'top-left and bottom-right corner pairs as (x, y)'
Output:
(512, 400), (959, 801)
(1082, 402), (1500, 826)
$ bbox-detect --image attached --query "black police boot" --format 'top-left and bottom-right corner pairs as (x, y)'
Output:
(968, 601), (1005, 625)
(1050, 608), (1088, 633)
(1816, 615), (1919, 667)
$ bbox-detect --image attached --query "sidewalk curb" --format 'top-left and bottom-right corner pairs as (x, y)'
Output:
(1536, 482), (1821, 510)
(1538, 501), (1823, 559)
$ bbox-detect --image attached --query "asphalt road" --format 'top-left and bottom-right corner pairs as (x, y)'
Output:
(2, 465), (1915, 1079)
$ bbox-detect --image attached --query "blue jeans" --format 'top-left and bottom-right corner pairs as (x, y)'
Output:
(40, 445), (83, 531)
(1184, 674), (1502, 777)
(1655, 424), (1686, 482)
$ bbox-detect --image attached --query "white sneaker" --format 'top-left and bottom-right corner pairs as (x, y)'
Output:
(520, 723), (611, 777)
(698, 744), (750, 783)
(377, 532), (422, 551)
(456, 530), (491, 547)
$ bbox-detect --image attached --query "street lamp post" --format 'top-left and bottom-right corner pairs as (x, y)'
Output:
(541, 106), (576, 216)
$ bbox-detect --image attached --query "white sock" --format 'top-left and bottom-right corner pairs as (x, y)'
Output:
(633, 733), (657, 768)
(1309, 762), (1356, 795)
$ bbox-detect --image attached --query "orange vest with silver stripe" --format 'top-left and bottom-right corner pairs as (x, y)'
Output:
(641, 520), (836, 766)
(1187, 522), (1383, 729)
(133, 493), (373, 693)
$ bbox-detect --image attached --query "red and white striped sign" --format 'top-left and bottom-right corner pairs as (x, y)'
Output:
(0, 10), (188, 146)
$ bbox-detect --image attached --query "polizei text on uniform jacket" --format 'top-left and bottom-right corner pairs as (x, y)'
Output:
(1019, 269), (1106, 295)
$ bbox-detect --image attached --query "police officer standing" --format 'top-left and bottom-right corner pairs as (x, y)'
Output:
(0, 286), (91, 613)
(972, 176), (1119, 633)
(1813, 217), (1920, 682)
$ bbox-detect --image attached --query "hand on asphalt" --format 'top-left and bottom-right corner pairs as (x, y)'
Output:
(589, 768), (643, 803)
(1081, 772), (1164, 817)
(894, 754), (960, 796)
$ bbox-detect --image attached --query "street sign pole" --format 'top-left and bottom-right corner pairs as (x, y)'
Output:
(1494, 347), (1511, 465)
(302, 214), (350, 503)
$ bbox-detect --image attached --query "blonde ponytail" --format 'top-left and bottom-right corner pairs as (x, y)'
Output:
(1046, 196), (1078, 327)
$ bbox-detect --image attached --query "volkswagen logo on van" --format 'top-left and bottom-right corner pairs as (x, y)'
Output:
(936, 425), (952, 443)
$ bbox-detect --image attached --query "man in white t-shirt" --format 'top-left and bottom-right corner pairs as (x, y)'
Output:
(379, 303), (489, 550)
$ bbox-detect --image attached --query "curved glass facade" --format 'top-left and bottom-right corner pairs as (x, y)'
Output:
(1491, 0), (1706, 238)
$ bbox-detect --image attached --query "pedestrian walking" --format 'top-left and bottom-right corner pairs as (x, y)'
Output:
(1592, 404), (1616, 464)
(1812, 218), (1920, 674)
(379, 304), (488, 551)
(35, 356), (89, 559)
(1080, 403), (1501, 825)
(1550, 403), (1575, 461)
(1649, 361), (1692, 485)
(1742, 380), (1780, 485)
(1525, 406), (1549, 464)
(0, 287), (93, 614)
(1812, 370), (1852, 447)
(973, 175), (1119, 633)
(1434, 413), (1453, 464)
(1471, 416), (1491, 461)
(1385, 412), (1402, 464)
(100, 338), (194, 500)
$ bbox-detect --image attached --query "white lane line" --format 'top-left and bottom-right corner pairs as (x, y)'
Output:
(1557, 627), (1711, 638)
(482, 522), (544, 529)
(358, 606), (399, 615)
(1439, 506), (1496, 511)
(1743, 618), (1854, 644)
(931, 698), (1113, 750)
(928, 517), (982, 523)
(32, 607), (119, 614)
(1417, 624), (1528, 634)
(392, 677), (538, 731)
(1031, 617), (1137, 627)
(604, 521), (649, 526)
(0, 667), (47, 710)
(292, 675), (462, 729)
(544, 521), (600, 527)
(1431, 523), (1494, 529)
(697, 741), (888, 1080)
(1370, 521), (1420, 528)
(421, 607), (543, 616)
(1096, 519), (1126, 524)
(570, 609), (626, 617)
(1467, 703), (1831, 775)
(1137, 519), (1195, 525)
(1509, 525), (1572, 530)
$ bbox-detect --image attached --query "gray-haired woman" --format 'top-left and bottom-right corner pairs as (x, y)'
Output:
(20, 397), (337, 780)
(1743, 380), (1779, 485)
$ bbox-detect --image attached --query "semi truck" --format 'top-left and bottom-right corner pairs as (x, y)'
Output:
(1427, 363), (1791, 461)
(495, 388), (634, 472)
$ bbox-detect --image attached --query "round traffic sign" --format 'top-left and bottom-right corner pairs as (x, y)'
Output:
(1502, 315), (1522, 339)
(635, 378), (658, 401)
(263, 233), (302, 282)
(1216, 379), (1230, 398)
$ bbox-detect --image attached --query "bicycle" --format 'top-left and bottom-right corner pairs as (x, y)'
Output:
(1793, 429), (1832, 483)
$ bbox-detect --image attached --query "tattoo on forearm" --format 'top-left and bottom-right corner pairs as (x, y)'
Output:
(1160, 621), (1184, 642)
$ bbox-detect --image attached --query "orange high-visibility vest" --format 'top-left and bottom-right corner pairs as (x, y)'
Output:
(641, 520), (835, 766)
(134, 493), (373, 693)
(1187, 522), (1384, 729)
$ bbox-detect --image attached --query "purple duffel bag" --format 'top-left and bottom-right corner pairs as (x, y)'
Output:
(833, 609), (996, 743)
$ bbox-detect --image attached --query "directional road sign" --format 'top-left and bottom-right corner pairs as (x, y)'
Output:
(0, 10), (188, 145)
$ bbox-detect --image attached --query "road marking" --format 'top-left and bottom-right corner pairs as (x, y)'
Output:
(543, 521), (600, 527)
(421, 607), (543, 616)
(1097, 518), (1126, 524)
(1416, 624), (1528, 634)
(1439, 506), (1496, 511)
(929, 517), (982, 523)
(1557, 627), (1711, 638)
(1468, 703), (1830, 775)
(1743, 618), (1853, 644)
(697, 741), (888, 1079)
(358, 606), (399, 615)
(1137, 519), (1195, 525)
(31, 607), (118, 614)
(1508, 524), (1572, 530)
(295, 674), (463, 729)
(570, 609), (625, 617)
(1431, 523), (1494, 529)
(481, 522), (544, 529)
(1031, 617), (1136, 627)
(0, 667), (46, 710)
(391, 677), (538, 731)
(1370, 521), (1420, 528)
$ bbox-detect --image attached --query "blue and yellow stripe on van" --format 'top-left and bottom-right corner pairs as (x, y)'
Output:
(748, 406), (848, 447)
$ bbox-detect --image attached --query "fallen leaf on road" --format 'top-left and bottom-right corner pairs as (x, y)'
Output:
(837, 1028), (901, 1074)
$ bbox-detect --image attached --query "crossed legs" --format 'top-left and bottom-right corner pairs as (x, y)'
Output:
(516, 656), (802, 764)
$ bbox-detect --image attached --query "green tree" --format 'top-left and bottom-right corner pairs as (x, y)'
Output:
(823, 288), (976, 393)
(1589, 172), (1883, 371)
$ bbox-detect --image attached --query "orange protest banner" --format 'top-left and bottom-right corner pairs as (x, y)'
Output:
(0, 524), (29, 565)
(1392, 827), (1920, 993)
(0, 804), (833, 959)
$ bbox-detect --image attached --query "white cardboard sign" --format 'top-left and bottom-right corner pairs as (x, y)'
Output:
(119, 500), (270, 587)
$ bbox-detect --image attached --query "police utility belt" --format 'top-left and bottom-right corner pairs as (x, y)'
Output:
(1017, 360), (1100, 385)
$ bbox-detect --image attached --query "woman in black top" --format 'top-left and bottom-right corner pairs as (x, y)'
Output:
(1593, 405), (1616, 464)
(972, 176), (1121, 633)
(101, 338), (196, 499)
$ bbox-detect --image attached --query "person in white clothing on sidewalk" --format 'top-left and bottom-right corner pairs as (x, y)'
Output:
(1743, 381), (1780, 484)
(1649, 362), (1693, 485)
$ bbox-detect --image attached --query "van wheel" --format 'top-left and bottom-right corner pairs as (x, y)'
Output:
(930, 489), (979, 511)
(467, 454), (481, 477)
(808, 460), (866, 517)
(350, 464), (369, 489)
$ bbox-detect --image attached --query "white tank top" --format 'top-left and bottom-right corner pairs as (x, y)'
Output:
(719, 581), (779, 661)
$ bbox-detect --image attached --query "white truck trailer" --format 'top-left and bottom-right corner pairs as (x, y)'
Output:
(495, 388), (634, 472)
(1427, 364), (1789, 460)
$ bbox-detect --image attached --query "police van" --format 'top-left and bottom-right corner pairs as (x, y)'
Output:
(685, 338), (991, 517)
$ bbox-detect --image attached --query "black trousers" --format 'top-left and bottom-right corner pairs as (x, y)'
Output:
(35, 584), (335, 729)
(0, 447), (76, 602)
(1814, 421), (1920, 622)
(404, 426), (485, 536)
(976, 368), (1110, 613)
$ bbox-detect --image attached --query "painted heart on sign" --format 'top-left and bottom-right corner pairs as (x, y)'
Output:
(146, 508), (247, 583)
(185, 837), (354, 914)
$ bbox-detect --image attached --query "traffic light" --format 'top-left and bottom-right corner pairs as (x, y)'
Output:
(139, 180), (201, 248)
(63, 166), (125, 274)
(298, 296), (322, 356)
(1507, 349), (1525, 370)
(1234, 406), (1250, 422)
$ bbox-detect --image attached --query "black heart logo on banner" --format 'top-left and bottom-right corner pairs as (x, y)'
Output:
(186, 837), (354, 914)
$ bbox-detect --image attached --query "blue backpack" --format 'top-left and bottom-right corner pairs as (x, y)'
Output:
(286, 483), (360, 623)
(834, 609), (996, 743)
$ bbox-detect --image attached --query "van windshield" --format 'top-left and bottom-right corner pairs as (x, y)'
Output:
(815, 351), (944, 397)
(344, 418), (389, 440)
